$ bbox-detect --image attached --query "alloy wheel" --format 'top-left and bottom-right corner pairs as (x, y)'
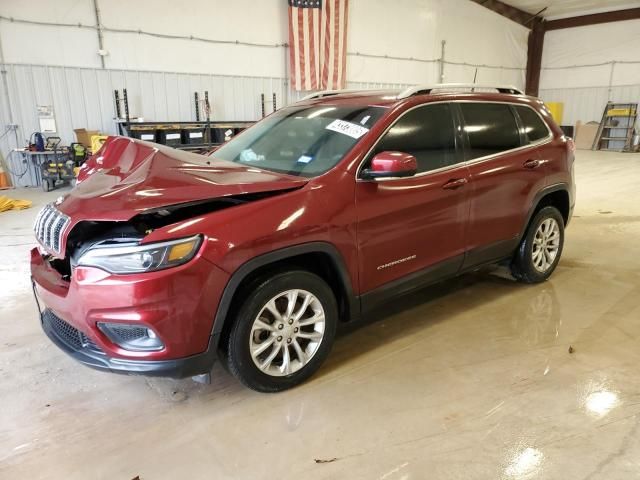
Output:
(249, 289), (326, 377)
(532, 218), (561, 272)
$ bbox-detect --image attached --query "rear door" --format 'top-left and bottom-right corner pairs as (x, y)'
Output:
(459, 102), (549, 268)
(355, 103), (470, 294)
(515, 104), (559, 184)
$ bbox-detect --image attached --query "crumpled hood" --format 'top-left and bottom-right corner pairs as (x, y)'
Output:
(58, 136), (308, 222)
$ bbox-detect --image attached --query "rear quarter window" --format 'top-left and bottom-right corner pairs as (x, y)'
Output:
(515, 106), (550, 143)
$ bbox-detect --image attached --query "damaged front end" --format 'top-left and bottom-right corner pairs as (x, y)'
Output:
(40, 189), (293, 280)
(36, 135), (308, 279)
(30, 136), (310, 376)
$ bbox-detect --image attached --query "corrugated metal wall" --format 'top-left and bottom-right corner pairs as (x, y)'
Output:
(539, 84), (640, 126)
(2, 64), (288, 146)
(0, 63), (410, 172)
(3, 61), (637, 163)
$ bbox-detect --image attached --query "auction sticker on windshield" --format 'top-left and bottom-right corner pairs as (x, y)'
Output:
(325, 119), (369, 139)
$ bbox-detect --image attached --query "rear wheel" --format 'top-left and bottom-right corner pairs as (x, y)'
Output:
(511, 206), (564, 283)
(226, 270), (337, 392)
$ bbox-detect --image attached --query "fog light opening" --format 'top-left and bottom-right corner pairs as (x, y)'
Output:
(97, 322), (164, 352)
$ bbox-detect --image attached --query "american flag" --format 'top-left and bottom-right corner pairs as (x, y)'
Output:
(288, 0), (349, 91)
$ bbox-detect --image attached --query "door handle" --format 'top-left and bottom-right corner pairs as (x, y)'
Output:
(442, 178), (468, 190)
(523, 159), (541, 169)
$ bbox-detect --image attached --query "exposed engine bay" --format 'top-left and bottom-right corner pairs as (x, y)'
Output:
(44, 190), (291, 280)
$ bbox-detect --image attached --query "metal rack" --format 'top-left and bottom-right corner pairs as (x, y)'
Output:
(260, 93), (277, 118)
(592, 102), (638, 152)
(113, 89), (254, 152)
(116, 120), (254, 151)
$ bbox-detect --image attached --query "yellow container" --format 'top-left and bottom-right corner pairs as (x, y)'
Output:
(90, 135), (108, 154)
(546, 102), (564, 124)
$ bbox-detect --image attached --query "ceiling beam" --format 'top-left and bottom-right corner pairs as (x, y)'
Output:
(546, 7), (640, 30)
(469, 0), (537, 28)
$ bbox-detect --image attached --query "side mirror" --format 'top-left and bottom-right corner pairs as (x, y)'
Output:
(361, 151), (418, 180)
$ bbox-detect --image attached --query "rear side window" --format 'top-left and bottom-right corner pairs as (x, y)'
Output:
(460, 103), (521, 160)
(368, 103), (458, 173)
(515, 106), (549, 143)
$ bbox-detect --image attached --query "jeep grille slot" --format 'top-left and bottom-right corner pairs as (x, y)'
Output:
(34, 204), (70, 254)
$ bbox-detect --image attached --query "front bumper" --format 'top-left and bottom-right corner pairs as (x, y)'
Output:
(31, 247), (230, 377)
(39, 307), (218, 377)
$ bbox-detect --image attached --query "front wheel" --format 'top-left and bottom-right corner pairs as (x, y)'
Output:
(226, 270), (337, 392)
(511, 206), (565, 284)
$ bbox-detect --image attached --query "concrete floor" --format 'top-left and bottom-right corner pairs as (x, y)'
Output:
(1, 150), (639, 479)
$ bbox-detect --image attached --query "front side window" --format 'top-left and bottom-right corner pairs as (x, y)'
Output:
(210, 105), (386, 177)
(460, 103), (521, 160)
(515, 106), (550, 143)
(365, 103), (458, 174)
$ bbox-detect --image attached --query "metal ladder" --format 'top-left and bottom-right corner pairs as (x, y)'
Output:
(592, 102), (638, 152)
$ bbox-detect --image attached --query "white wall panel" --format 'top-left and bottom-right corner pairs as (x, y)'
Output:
(0, 65), (14, 167)
(541, 63), (614, 90)
(100, 0), (288, 77)
(1, 0), (527, 87)
(65, 68), (90, 130)
(0, 18), (99, 68)
(347, 0), (527, 86)
(541, 19), (640, 90)
(436, 0), (527, 84)
(176, 75), (192, 121)
(0, 0), (532, 164)
(441, 64), (525, 88)
(539, 85), (640, 125)
(48, 68), (75, 142)
(614, 62), (640, 86)
(0, 63), (412, 162)
(539, 19), (640, 125)
(80, 68), (104, 130)
(10, 66), (38, 141)
(0, 0), (288, 76)
(94, 69), (115, 132)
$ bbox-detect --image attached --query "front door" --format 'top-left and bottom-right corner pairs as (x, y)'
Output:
(355, 103), (470, 297)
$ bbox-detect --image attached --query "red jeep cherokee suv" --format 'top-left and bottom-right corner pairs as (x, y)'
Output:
(31, 84), (575, 392)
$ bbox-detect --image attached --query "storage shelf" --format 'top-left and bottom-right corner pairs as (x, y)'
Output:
(116, 120), (255, 150)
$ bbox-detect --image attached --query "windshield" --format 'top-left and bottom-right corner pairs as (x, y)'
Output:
(210, 104), (386, 177)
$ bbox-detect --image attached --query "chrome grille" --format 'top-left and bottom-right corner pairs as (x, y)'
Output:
(34, 204), (70, 254)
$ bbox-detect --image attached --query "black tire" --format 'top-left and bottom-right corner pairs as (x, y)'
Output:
(511, 206), (565, 284)
(226, 270), (338, 392)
